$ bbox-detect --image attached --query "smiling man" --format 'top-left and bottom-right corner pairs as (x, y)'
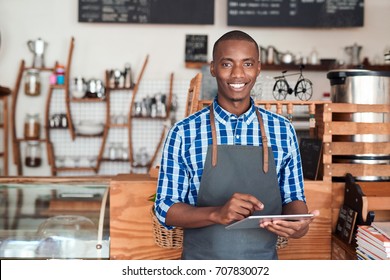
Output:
(154, 30), (319, 260)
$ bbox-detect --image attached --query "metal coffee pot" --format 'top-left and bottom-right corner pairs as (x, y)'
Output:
(266, 46), (281, 65)
(344, 43), (362, 65)
(27, 38), (48, 68)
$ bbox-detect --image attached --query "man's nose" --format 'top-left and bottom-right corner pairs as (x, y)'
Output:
(231, 65), (245, 78)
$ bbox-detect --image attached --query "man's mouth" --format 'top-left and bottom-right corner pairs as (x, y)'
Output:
(228, 83), (246, 89)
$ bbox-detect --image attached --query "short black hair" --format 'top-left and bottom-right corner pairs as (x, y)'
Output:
(212, 30), (259, 60)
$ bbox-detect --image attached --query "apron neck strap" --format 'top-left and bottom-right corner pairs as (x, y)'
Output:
(210, 104), (218, 167)
(209, 103), (269, 173)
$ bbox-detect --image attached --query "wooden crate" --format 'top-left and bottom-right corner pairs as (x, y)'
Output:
(317, 103), (390, 259)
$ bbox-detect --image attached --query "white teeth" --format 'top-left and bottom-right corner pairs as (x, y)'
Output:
(229, 83), (245, 89)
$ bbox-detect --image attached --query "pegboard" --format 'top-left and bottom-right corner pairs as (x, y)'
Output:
(47, 78), (190, 176)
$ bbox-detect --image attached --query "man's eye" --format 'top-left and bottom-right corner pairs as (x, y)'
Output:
(244, 62), (254, 67)
(222, 62), (231, 67)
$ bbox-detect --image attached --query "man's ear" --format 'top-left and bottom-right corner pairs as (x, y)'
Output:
(210, 61), (215, 77)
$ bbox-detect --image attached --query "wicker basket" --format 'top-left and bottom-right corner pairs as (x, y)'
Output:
(150, 207), (183, 249)
(276, 236), (288, 250)
(150, 207), (288, 250)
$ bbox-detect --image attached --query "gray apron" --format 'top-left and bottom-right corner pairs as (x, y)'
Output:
(182, 105), (282, 260)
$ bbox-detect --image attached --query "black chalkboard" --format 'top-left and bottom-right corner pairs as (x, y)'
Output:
(299, 138), (322, 180)
(227, 0), (364, 27)
(79, 0), (214, 25)
(335, 204), (358, 244)
(185, 35), (208, 63)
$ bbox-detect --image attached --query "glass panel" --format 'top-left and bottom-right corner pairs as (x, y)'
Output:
(0, 181), (109, 259)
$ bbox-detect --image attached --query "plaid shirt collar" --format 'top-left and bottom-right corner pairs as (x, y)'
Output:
(212, 97), (258, 126)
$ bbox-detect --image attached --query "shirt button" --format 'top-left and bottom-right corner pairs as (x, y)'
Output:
(236, 135), (240, 139)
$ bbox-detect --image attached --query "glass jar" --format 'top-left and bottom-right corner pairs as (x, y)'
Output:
(24, 69), (41, 96)
(25, 141), (42, 167)
(24, 113), (40, 140)
(108, 142), (118, 160)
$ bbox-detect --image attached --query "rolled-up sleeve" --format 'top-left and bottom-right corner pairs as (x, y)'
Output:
(154, 125), (190, 229)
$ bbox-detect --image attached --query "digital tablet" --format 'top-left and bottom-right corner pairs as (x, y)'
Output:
(225, 214), (314, 230)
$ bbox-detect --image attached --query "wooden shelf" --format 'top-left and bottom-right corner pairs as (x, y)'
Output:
(131, 116), (168, 120)
(16, 138), (46, 142)
(70, 97), (106, 103)
(51, 84), (66, 90)
(107, 123), (128, 128)
(75, 133), (104, 138)
(185, 61), (208, 69)
(101, 158), (129, 162)
(54, 167), (97, 173)
(262, 63), (390, 72)
(23, 66), (55, 72)
(107, 86), (135, 91)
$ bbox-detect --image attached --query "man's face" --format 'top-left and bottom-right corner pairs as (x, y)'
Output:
(210, 39), (261, 104)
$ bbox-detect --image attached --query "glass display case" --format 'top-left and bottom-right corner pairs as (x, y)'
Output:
(0, 177), (110, 259)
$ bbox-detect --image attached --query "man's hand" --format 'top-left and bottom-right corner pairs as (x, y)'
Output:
(259, 209), (320, 239)
(213, 193), (264, 225)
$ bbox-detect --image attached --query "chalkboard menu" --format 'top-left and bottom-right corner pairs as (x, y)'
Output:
(227, 0), (364, 27)
(335, 204), (358, 244)
(185, 35), (208, 63)
(79, 0), (214, 25)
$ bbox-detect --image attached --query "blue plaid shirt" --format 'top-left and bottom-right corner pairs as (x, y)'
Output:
(155, 98), (305, 228)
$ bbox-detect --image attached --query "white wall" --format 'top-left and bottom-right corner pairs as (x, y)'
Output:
(0, 0), (389, 176)
(1, 0), (389, 86)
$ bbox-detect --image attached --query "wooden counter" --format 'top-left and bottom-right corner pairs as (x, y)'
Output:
(109, 174), (332, 260)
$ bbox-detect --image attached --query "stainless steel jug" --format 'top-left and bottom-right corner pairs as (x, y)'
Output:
(344, 43), (362, 66)
(27, 38), (48, 68)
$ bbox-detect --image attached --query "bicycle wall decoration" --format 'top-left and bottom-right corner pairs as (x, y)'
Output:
(272, 65), (313, 101)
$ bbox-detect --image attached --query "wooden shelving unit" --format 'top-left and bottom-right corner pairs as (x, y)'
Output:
(10, 37), (75, 176)
(45, 37), (75, 176)
(11, 61), (52, 175)
(11, 46), (175, 176)
(96, 55), (149, 172)
(97, 55), (174, 174)
(0, 86), (11, 176)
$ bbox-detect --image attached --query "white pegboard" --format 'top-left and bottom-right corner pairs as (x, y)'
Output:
(47, 78), (190, 176)
(128, 79), (190, 169)
(70, 101), (107, 125)
(109, 89), (133, 120)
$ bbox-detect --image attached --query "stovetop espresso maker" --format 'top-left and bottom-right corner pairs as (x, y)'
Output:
(27, 38), (48, 68)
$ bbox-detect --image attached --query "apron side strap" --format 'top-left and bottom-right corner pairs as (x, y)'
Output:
(210, 105), (217, 167)
(256, 109), (269, 173)
(262, 137), (269, 173)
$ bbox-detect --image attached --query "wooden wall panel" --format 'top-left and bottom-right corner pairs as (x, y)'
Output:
(278, 180), (332, 260)
(109, 174), (181, 260)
